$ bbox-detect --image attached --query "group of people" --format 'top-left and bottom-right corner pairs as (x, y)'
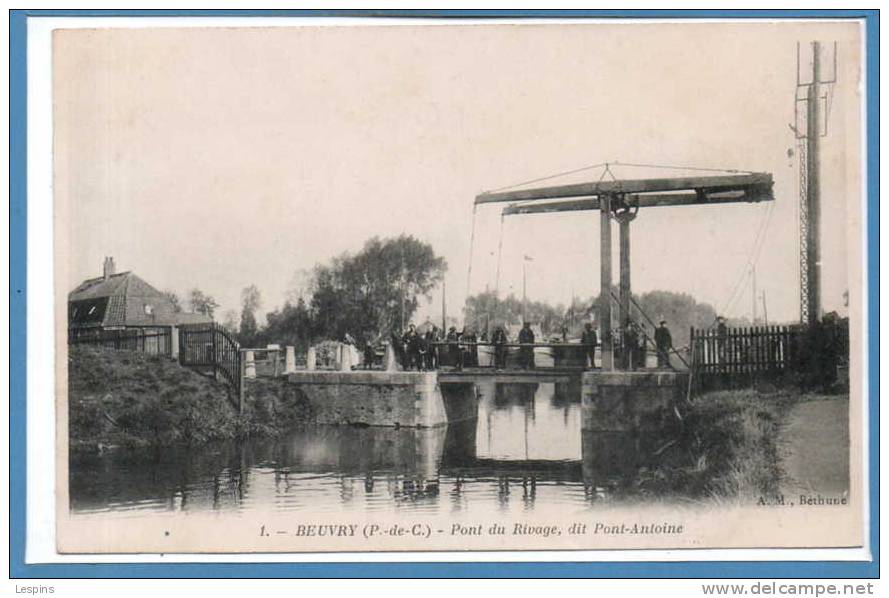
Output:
(388, 322), (539, 372)
(391, 324), (443, 371)
(615, 318), (674, 370)
(490, 321), (536, 370)
(370, 317), (676, 372)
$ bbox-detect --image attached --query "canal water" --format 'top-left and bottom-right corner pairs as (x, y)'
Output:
(69, 382), (673, 517)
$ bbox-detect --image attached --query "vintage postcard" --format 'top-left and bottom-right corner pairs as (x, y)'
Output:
(51, 18), (867, 555)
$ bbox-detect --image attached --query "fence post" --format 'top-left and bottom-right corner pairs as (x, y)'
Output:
(306, 346), (316, 371)
(238, 349), (245, 414)
(384, 343), (398, 372)
(244, 350), (256, 379)
(169, 326), (178, 360)
(212, 324), (218, 380)
(284, 346), (296, 374)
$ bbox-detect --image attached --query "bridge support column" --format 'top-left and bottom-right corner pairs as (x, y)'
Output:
(582, 370), (688, 431)
(599, 193), (614, 370)
(617, 210), (637, 369)
(285, 371), (449, 427)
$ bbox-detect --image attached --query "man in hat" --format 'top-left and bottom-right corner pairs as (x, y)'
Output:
(424, 326), (439, 370)
(461, 327), (478, 368)
(446, 325), (462, 370)
(623, 319), (640, 370)
(655, 320), (673, 369)
(491, 324), (509, 370)
(518, 322), (535, 369)
(581, 322), (598, 369)
(402, 324), (420, 371)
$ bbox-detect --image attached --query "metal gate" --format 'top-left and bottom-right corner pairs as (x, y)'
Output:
(178, 323), (241, 399)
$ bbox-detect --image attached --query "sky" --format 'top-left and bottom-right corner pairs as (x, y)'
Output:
(54, 20), (863, 327)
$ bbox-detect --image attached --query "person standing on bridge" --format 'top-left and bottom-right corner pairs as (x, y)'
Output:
(462, 327), (478, 367)
(655, 320), (674, 369)
(491, 324), (508, 370)
(446, 326), (462, 371)
(424, 326), (438, 370)
(402, 324), (421, 371)
(518, 322), (535, 369)
(624, 320), (640, 371)
(581, 322), (598, 369)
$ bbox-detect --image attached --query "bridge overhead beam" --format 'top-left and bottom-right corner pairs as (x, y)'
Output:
(476, 172), (774, 205)
(501, 188), (773, 216)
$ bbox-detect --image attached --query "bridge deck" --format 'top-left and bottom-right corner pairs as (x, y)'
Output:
(438, 367), (588, 384)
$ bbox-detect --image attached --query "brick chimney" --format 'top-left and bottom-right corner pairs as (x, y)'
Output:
(103, 256), (116, 281)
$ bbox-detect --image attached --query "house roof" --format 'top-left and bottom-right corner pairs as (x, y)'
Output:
(69, 271), (211, 328)
(68, 271), (132, 302)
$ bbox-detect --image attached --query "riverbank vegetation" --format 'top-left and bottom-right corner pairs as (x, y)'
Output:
(68, 346), (311, 452)
(630, 387), (795, 504)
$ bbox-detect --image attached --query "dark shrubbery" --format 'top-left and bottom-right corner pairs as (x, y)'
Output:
(68, 347), (310, 452)
(622, 389), (791, 503)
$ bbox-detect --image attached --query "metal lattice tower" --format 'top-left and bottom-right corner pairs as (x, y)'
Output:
(793, 41), (836, 325)
(797, 141), (809, 324)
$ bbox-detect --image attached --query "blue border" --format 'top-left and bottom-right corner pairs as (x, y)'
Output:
(9, 9), (879, 579)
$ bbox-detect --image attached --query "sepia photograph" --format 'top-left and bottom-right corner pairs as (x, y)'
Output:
(46, 17), (867, 555)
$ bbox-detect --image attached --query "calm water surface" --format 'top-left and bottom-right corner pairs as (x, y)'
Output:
(70, 382), (668, 517)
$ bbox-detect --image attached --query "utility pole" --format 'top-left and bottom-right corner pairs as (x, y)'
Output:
(522, 257), (528, 323)
(441, 278), (447, 332)
(751, 266), (758, 324)
(400, 247), (406, 331)
(761, 290), (769, 325)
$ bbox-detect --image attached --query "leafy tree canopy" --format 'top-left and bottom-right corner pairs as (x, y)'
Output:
(188, 288), (219, 319)
(310, 235), (446, 343)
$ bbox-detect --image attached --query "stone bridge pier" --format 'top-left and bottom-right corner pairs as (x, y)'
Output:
(581, 371), (688, 432)
(285, 371), (478, 428)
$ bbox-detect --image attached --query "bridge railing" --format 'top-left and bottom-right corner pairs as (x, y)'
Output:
(420, 341), (592, 369)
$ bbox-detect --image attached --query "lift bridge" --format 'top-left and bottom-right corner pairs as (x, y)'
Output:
(475, 170), (776, 370)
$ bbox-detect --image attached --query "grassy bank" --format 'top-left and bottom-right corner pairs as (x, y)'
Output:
(68, 347), (312, 452)
(632, 388), (794, 504)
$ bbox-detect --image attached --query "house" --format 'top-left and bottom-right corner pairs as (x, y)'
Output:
(68, 257), (212, 332)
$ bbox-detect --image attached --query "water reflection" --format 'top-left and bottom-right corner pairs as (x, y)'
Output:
(70, 382), (676, 516)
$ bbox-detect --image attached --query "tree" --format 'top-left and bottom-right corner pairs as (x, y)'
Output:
(162, 290), (183, 313)
(221, 309), (239, 334)
(239, 284), (262, 346)
(188, 288), (219, 319)
(285, 268), (314, 305)
(310, 235), (446, 342)
(260, 297), (313, 350)
(463, 288), (722, 348)
(632, 290), (717, 349)
(463, 291), (567, 337)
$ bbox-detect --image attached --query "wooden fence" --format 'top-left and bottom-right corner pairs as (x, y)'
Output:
(177, 323), (242, 401)
(690, 321), (849, 390)
(68, 326), (173, 357)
